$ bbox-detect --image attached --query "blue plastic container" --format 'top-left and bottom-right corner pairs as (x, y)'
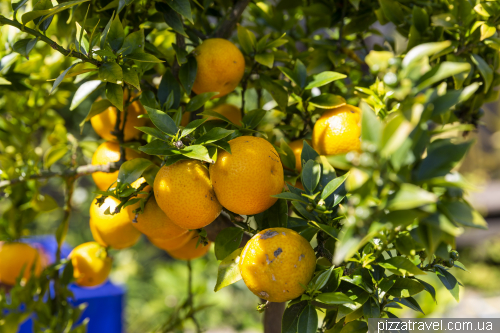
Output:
(15, 236), (125, 333)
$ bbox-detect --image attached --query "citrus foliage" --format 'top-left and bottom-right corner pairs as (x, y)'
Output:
(0, 0), (498, 332)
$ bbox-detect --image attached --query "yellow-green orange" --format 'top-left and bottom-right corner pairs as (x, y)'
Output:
(91, 142), (142, 191)
(69, 242), (112, 287)
(154, 160), (221, 229)
(206, 104), (242, 126)
(312, 105), (361, 156)
(167, 236), (211, 260)
(210, 136), (284, 215)
(0, 243), (44, 286)
(239, 228), (316, 302)
(89, 196), (141, 249)
(133, 197), (188, 240)
(192, 38), (245, 98)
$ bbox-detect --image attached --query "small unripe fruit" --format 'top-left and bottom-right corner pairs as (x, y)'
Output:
(445, 258), (455, 268)
(450, 250), (459, 261)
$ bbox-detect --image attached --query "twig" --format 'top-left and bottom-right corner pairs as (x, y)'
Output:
(213, 0), (251, 38)
(0, 15), (102, 67)
(56, 177), (75, 261)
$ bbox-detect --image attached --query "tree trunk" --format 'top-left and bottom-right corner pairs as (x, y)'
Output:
(263, 302), (286, 333)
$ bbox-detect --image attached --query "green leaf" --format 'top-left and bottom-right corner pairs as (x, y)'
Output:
(255, 53), (274, 68)
(279, 139), (296, 170)
(417, 62), (471, 91)
(393, 297), (424, 314)
(282, 301), (307, 333)
(186, 92), (219, 112)
(321, 173), (349, 201)
(179, 56), (197, 95)
(378, 257), (426, 276)
(31, 192), (59, 212)
(362, 297), (380, 319)
(311, 266), (335, 291)
(293, 59), (307, 89)
(13, 38), (38, 60)
(266, 199), (288, 228)
(302, 160), (321, 193)
(135, 126), (170, 141)
(416, 139), (473, 181)
(272, 192), (308, 204)
(301, 141), (319, 166)
(305, 72), (346, 90)
(214, 227), (244, 260)
(120, 30), (145, 56)
(402, 41), (452, 68)
(260, 75), (288, 111)
(44, 144), (68, 168)
(106, 82), (124, 111)
(435, 267), (459, 301)
(242, 109), (266, 129)
(158, 69), (181, 109)
(12, 0), (28, 12)
(196, 128), (234, 145)
(315, 292), (354, 305)
(117, 158), (153, 185)
(471, 54), (493, 92)
(139, 140), (173, 155)
(100, 13), (114, 50)
(308, 221), (339, 240)
(166, 0), (193, 24)
(180, 145), (212, 162)
(180, 118), (206, 137)
(297, 304), (317, 333)
(237, 25), (256, 55)
(145, 106), (178, 136)
(378, 0), (404, 25)
(122, 66), (140, 90)
(412, 6), (429, 32)
(198, 110), (237, 125)
(387, 183), (437, 210)
(386, 278), (425, 298)
(309, 94), (346, 109)
(214, 248), (243, 292)
(79, 99), (113, 131)
(415, 278), (436, 302)
(439, 200), (487, 229)
(156, 2), (188, 37)
(340, 320), (368, 333)
(360, 102), (381, 144)
(380, 113), (414, 157)
(99, 62), (123, 84)
(21, 0), (90, 25)
(126, 52), (163, 63)
(108, 15), (124, 51)
(51, 62), (78, 94)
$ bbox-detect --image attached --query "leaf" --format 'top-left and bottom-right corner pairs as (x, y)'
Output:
(293, 59), (307, 89)
(272, 192), (308, 204)
(123, 66), (140, 90)
(340, 320), (368, 333)
(360, 102), (381, 144)
(362, 297), (380, 319)
(302, 160), (321, 193)
(179, 56), (197, 95)
(297, 304), (318, 333)
(435, 267), (459, 301)
(136, 126), (170, 141)
(44, 144), (68, 168)
(417, 62), (471, 91)
(471, 54), (493, 92)
(117, 158), (153, 185)
(308, 221), (339, 240)
(70, 80), (101, 110)
(99, 62), (123, 84)
(387, 183), (437, 210)
(260, 75), (288, 111)
(266, 199), (288, 228)
(126, 52), (163, 63)
(402, 41), (452, 68)
(321, 173), (349, 201)
(316, 292), (354, 305)
(12, 0), (28, 12)
(196, 128), (234, 145)
(106, 83), (123, 111)
(13, 38), (38, 60)
(282, 301), (307, 333)
(415, 278), (436, 302)
(21, 0), (90, 25)
(378, 0), (404, 25)
(301, 141), (319, 166)
(108, 15), (124, 51)
(186, 92), (219, 112)
(139, 140), (173, 155)
(166, 0), (193, 24)
(180, 118), (206, 137)
(279, 139), (296, 170)
(120, 30), (145, 56)
(378, 257), (426, 276)
(440, 200), (487, 229)
(309, 94), (346, 109)
(214, 248), (243, 292)
(100, 12), (114, 50)
(214, 227), (244, 260)
(31, 192), (59, 212)
(237, 25), (256, 55)
(158, 69), (181, 109)
(242, 109), (266, 129)
(386, 278), (425, 298)
(79, 99), (113, 131)
(156, 2), (188, 37)
(310, 266), (334, 291)
(305, 72), (346, 89)
(51, 62), (79, 94)
(393, 297), (424, 314)
(180, 145), (212, 162)
(145, 106), (178, 136)
(255, 53), (274, 68)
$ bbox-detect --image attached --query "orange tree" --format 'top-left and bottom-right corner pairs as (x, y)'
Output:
(0, 0), (497, 332)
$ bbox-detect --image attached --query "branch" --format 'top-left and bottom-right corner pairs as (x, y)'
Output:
(0, 162), (121, 189)
(214, 0), (251, 39)
(0, 15), (102, 67)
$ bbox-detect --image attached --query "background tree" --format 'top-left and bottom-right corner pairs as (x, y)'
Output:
(0, 0), (498, 332)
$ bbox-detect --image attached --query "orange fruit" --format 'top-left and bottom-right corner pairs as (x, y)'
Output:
(154, 160), (221, 229)
(91, 141), (143, 191)
(167, 235), (211, 260)
(89, 196), (141, 249)
(312, 105), (361, 156)
(91, 99), (147, 142)
(181, 112), (191, 127)
(239, 228), (316, 302)
(0, 242), (44, 285)
(132, 197), (188, 240)
(206, 104), (242, 126)
(287, 139), (311, 172)
(148, 230), (195, 251)
(69, 242), (112, 287)
(192, 38), (245, 98)
(209, 136), (284, 215)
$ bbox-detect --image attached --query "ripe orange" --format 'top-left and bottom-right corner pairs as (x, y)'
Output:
(167, 235), (211, 260)
(69, 242), (112, 287)
(89, 196), (141, 249)
(312, 105), (361, 156)
(154, 160), (221, 229)
(209, 136), (284, 215)
(149, 230), (195, 251)
(181, 112), (191, 127)
(91, 99), (147, 142)
(206, 104), (242, 126)
(91, 142), (143, 191)
(192, 38), (245, 98)
(239, 228), (316, 302)
(0, 242), (44, 285)
(132, 197), (188, 240)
